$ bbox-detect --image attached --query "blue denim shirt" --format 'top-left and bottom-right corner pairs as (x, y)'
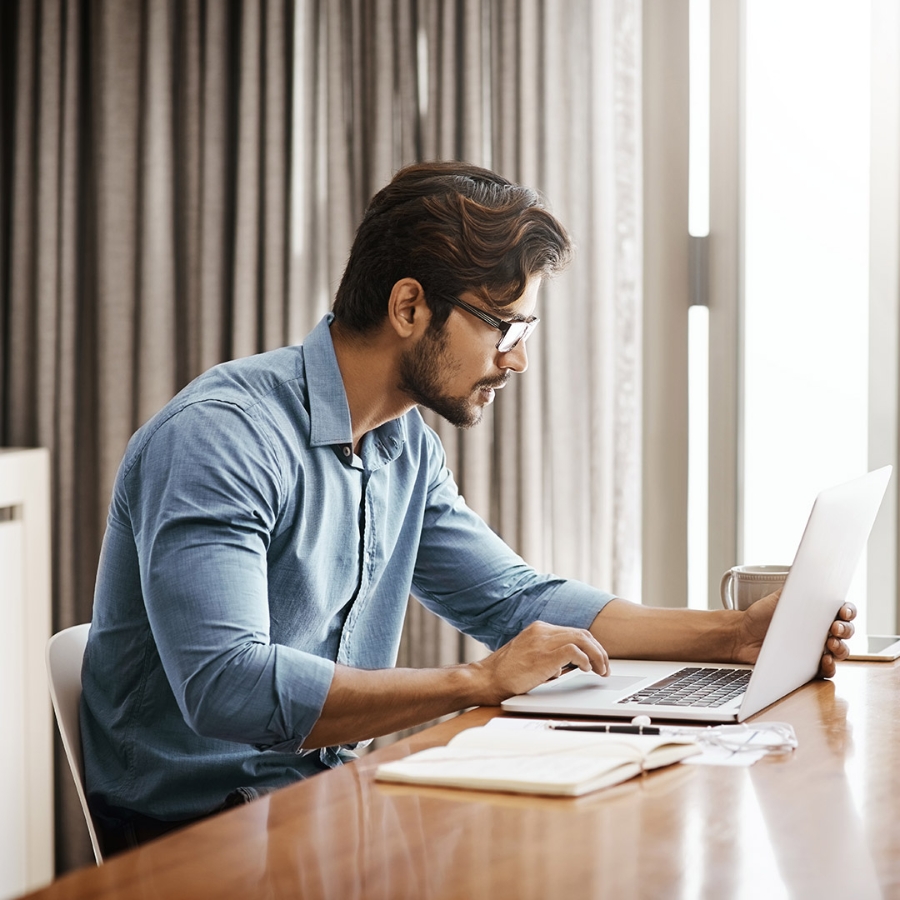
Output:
(81, 314), (613, 822)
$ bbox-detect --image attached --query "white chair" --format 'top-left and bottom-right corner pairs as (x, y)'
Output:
(46, 623), (103, 864)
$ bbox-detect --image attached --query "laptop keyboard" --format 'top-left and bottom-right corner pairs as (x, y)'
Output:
(617, 667), (751, 708)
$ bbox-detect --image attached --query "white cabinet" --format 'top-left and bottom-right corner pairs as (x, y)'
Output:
(0, 449), (53, 898)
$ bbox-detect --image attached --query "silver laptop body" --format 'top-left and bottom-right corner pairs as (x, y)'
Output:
(501, 467), (891, 724)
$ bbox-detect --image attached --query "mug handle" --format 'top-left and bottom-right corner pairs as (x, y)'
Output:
(720, 570), (735, 610)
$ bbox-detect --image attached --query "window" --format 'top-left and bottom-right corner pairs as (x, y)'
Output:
(647, 0), (899, 633)
(743, 0), (871, 621)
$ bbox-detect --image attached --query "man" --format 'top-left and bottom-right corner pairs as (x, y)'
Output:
(82, 162), (854, 853)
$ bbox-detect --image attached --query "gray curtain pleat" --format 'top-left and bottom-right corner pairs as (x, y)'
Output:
(1, 0), (294, 874)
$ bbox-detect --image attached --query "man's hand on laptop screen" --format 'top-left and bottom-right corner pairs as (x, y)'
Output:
(737, 592), (857, 678)
(818, 602), (856, 677)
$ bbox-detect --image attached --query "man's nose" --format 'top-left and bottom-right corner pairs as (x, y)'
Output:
(499, 340), (528, 373)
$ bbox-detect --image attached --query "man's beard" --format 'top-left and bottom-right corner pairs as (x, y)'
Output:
(397, 327), (506, 429)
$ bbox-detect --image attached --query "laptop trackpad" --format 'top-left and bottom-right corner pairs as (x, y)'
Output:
(533, 673), (643, 694)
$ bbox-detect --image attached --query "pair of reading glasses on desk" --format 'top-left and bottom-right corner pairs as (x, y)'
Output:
(444, 295), (539, 352)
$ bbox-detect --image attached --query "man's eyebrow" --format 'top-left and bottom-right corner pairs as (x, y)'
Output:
(506, 313), (529, 323)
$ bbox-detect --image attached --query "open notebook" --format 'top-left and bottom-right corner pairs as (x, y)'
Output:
(374, 726), (700, 796)
(502, 467), (891, 724)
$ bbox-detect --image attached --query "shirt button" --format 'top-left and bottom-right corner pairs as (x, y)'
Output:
(342, 446), (351, 457)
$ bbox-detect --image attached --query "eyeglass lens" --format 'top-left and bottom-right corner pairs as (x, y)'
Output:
(497, 320), (535, 353)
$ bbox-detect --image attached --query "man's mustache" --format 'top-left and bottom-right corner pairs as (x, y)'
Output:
(476, 374), (511, 391)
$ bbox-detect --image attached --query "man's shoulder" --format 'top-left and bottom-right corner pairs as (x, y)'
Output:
(166, 346), (307, 417)
(190, 345), (307, 407)
(122, 347), (310, 471)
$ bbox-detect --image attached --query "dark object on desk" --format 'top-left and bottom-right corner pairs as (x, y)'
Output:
(549, 723), (661, 735)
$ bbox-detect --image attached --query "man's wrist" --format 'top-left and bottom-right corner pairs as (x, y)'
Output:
(686, 606), (744, 662)
(726, 609), (748, 663)
(451, 660), (494, 708)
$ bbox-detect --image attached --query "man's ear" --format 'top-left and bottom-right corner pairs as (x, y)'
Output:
(387, 278), (431, 339)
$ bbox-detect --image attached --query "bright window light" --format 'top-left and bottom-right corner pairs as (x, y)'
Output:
(689, 0), (710, 238)
(744, 1), (870, 621)
(688, 305), (710, 609)
(688, 0), (710, 609)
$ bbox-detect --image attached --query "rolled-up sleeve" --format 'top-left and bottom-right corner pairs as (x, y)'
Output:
(124, 401), (333, 751)
(411, 430), (614, 650)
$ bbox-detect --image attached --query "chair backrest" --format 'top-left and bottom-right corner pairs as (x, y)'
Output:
(46, 623), (103, 864)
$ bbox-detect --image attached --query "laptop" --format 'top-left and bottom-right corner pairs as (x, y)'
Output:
(502, 466), (892, 724)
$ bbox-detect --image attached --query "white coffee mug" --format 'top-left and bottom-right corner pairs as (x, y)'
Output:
(720, 565), (791, 611)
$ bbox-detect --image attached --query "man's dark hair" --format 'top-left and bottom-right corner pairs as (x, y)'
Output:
(332, 161), (573, 333)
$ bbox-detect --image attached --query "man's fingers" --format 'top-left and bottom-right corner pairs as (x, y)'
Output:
(839, 602), (857, 622)
(563, 635), (609, 677)
(831, 618), (855, 640)
(552, 644), (608, 679)
(829, 635), (851, 661)
(525, 622), (609, 676)
(819, 604), (857, 677)
(577, 628), (610, 676)
(554, 647), (592, 678)
(819, 652), (836, 679)
(817, 606), (855, 680)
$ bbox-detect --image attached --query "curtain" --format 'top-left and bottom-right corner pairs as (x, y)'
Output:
(291, 0), (643, 672)
(1, 0), (294, 873)
(1, 0), (640, 876)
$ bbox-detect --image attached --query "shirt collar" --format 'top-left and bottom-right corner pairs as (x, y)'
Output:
(303, 314), (353, 447)
(302, 314), (407, 464)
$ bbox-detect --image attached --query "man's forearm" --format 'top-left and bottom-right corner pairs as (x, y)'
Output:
(304, 603), (742, 749)
(590, 599), (740, 662)
(303, 619), (612, 748)
(302, 663), (482, 749)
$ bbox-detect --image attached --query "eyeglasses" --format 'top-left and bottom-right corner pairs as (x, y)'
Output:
(444, 296), (540, 353)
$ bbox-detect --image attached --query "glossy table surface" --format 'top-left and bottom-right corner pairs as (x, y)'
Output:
(26, 660), (900, 899)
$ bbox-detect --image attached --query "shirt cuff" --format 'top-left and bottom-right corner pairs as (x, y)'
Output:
(257, 648), (335, 754)
(536, 580), (616, 630)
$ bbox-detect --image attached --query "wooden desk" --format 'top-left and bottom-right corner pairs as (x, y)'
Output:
(24, 661), (900, 899)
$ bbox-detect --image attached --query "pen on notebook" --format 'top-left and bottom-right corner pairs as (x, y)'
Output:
(548, 723), (662, 735)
